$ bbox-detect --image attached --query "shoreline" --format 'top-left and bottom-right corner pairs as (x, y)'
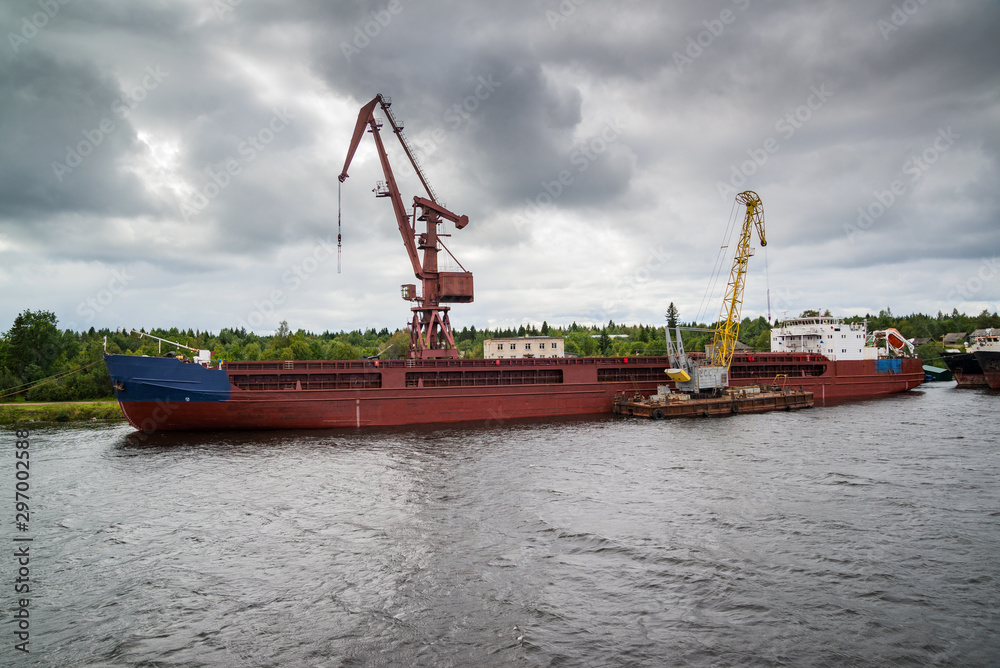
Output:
(0, 400), (125, 425)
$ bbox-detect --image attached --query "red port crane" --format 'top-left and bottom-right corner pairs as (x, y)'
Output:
(338, 94), (473, 359)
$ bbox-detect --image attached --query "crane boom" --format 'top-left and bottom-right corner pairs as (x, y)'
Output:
(710, 190), (767, 369)
(338, 94), (473, 360)
(339, 95), (422, 278)
(665, 191), (767, 395)
(379, 98), (440, 204)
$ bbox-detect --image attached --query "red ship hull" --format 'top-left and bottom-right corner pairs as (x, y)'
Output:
(108, 352), (924, 431)
(727, 353), (925, 403)
(119, 383), (631, 430)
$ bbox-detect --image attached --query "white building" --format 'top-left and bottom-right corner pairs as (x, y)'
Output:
(484, 336), (564, 359)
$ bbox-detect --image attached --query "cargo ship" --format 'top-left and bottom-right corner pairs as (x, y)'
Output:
(941, 349), (989, 388)
(971, 332), (1000, 389)
(101, 96), (922, 432)
(941, 332), (997, 388)
(103, 317), (922, 432)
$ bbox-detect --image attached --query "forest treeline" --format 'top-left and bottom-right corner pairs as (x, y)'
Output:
(1, 307), (998, 402)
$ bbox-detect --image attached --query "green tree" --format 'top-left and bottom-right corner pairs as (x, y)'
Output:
(974, 309), (999, 329)
(611, 338), (632, 357)
(382, 330), (410, 359)
(2, 310), (61, 379)
(646, 333), (667, 355)
(598, 328), (611, 355)
(665, 302), (679, 329)
(566, 332), (596, 356)
(916, 340), (944, 365)
(274, 320), (291, 348)
(328, 341), (359, 360)
(289, 337), (312, 360)
(753, 329), (770, 351)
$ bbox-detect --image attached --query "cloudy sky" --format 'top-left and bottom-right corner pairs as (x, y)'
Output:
(1, 0), (998, 336)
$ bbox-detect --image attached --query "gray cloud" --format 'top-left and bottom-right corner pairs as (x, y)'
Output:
(1, 0), (998, 335)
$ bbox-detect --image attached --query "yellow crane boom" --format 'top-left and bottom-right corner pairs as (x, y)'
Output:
(710, 190), (767, 369)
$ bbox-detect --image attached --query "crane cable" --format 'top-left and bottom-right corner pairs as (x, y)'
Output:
(337, 179), (343, 273)
(696, 198), (740, 325)
(764, 244), (771, 323)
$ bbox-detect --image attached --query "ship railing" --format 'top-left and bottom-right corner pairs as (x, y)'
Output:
(225, 356), (675, 372)
(226, 354), (837, 372)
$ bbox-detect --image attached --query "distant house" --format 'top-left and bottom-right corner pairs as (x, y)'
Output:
(970, 328), (996, 339)
(484, 336), (564, 359)
(942, 332), (968, 345)
(912, 337), (932, 347)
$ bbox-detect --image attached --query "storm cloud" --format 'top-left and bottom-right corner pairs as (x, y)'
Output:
(1, 0), (997, 334)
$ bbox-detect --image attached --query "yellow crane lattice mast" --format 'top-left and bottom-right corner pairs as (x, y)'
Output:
(710, 190), (767, 369)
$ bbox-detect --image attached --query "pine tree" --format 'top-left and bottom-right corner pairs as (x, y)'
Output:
(665, 302), (679, 329)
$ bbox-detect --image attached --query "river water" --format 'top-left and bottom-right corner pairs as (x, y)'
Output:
(2, 381), (998, 666)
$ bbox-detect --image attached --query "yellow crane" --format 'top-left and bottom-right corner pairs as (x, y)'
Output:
(665, 190), (766, 394)
(710, 190), (766, 369)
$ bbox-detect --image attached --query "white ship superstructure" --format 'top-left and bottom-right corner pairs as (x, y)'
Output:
(770, 317), (872, 361)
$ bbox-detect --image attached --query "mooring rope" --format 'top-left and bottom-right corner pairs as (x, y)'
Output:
(0, 360), (102, 401)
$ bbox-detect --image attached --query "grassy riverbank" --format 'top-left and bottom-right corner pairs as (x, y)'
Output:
(0, 400), (125, 425)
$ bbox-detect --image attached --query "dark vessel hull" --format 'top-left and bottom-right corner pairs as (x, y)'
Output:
(972, 350), (1000, 390)
(941, 351), (988, 388)
(105, 352), (924, 431)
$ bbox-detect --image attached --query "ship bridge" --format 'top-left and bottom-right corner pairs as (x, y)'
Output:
(770, 317), (871, 361)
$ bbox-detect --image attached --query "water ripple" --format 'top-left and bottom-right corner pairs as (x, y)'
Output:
(1, 383), (998, 666)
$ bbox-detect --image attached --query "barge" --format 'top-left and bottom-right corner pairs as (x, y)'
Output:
(613, 384), (813, 419)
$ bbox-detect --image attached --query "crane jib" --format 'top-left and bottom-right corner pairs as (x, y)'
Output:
(338, 94), (473, 360)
